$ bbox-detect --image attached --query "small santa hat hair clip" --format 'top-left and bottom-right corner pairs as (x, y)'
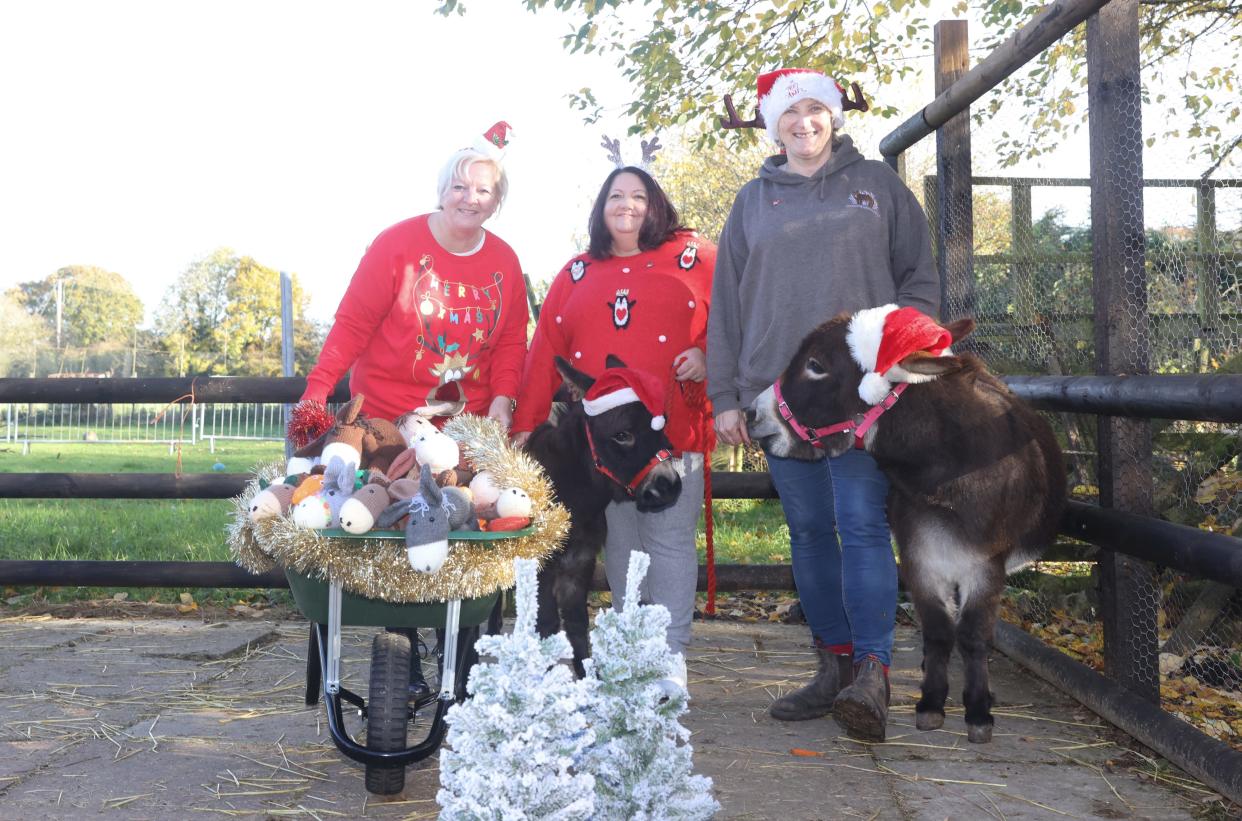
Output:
(582, 366), (667, 431)
(600, 134), (663, 171)
(472, 121), (514, 160)
(846, 305), (953, 405)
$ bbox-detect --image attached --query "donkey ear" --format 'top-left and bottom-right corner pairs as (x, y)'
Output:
(604, 354), (627, 369)
(418, 464), (443, 505)
(899, 351), (967, 377)
(554, 356), (594, 402)
(942, 318), (975, 344)
(375, 499), (408, 529)
(293, 430), (329, 458)
(339, 394), (364, 424)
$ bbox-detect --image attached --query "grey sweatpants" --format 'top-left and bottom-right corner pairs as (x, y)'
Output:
(603, 451), (704, 656)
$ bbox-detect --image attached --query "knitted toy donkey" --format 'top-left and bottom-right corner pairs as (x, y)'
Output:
(291, 456), (356, 529)
(375, 465), (475, 573)
(293, 394), (406, 475)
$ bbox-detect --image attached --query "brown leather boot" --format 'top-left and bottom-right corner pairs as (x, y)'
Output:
(769, 648), (854, 721)
(832, 657), (891, 741)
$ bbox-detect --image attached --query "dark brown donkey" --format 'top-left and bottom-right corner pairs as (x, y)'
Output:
(525, 355), (682, 676)
(746, 309), (1065, 743)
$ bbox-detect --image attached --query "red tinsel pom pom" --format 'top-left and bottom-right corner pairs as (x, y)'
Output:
(288, 400), (335, 449)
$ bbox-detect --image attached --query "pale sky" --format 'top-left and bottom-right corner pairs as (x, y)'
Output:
(0, 0), (639, 324)
(1, 1), (1234, 327)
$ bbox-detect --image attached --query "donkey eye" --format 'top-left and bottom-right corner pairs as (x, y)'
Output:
(612, 431), (635, 447)
(805, 358), (827, 377)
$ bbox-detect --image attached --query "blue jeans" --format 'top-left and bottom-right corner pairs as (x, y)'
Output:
(765, 447), (897, 666)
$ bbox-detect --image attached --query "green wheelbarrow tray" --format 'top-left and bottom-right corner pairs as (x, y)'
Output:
(285, 526), (527, 625)
(285, 570), (499, 627)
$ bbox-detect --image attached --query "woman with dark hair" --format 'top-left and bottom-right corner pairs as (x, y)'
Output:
(512, 162), (716, 692)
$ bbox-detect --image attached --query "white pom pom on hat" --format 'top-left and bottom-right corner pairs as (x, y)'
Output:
(846, 305), (954, 405)
(756, 69), (846, 144)
(582, 367), (667, 431)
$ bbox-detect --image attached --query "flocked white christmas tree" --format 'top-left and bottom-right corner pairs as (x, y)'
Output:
(580, 551), (719, 820)
(437, 554), (718, 820)
(437, 558), (597, 820)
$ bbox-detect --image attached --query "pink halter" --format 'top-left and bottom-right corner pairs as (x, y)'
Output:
(772, 379), (908, 450)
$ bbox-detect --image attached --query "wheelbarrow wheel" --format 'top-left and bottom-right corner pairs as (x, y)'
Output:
(365, 631), (411, 795)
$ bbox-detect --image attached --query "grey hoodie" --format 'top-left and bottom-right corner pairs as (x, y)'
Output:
(706, 136), (940, 413)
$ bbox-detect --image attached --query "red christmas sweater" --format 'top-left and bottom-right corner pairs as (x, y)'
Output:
(302, 214), (529, 422)
(514, 231), (716, 454)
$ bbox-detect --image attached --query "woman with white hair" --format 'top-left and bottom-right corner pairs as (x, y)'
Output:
(300, 121), (528, 428)
(707, 70), (939, 741)
(298, 122), (527, 700)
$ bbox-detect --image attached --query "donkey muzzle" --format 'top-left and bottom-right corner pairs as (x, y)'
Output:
(635, 459), (682, 513)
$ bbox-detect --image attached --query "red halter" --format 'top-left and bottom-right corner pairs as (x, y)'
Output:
(583, 420), (673, 496)
(772, 379), (908, 450)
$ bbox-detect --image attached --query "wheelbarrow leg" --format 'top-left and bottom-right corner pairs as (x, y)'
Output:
(486, 592), (504, 636)
(305, 623), (322, 706)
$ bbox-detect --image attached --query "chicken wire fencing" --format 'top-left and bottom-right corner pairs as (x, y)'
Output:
(920, 19), (1240, 748)
(1, 402), (289, 451)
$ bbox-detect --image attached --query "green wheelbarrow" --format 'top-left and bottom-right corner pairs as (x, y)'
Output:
(286, 528), (527, 795)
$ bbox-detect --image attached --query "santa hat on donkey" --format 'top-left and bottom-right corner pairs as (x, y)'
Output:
(582, 368), (667, 431)
(846, 305), (954, 405)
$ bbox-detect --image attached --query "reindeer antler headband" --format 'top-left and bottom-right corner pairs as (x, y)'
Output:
(719, 69), (868, 144)
(600, 134), (663, 171)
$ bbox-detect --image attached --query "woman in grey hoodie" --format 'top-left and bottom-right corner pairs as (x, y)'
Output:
(706, 68), (939, 741)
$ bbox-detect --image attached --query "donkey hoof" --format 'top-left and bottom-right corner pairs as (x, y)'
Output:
(915, 710), (944, 731)
(967, 723), (993, 743)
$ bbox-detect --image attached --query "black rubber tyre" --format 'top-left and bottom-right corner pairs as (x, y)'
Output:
(365, 631), (411, 795)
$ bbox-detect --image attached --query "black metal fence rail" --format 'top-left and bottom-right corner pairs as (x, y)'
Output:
(3, 373), (1241, 801)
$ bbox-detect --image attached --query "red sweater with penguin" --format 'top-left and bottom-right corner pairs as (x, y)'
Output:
(514, 231), (715, 454)
(302, 214), (529, 422)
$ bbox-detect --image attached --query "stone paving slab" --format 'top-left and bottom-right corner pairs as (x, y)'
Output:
(0, 615), (1219, 819)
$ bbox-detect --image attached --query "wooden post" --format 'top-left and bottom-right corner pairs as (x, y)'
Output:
(934, 20), (975, 321)
(1011, 182), (1035, 329)
(280, 270), (295, 463)
(1195, 184), (1219, 373)
(1087, 0), (1158, 703)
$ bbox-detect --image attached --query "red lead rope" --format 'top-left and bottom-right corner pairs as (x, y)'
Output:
(678, 375), (716, 615)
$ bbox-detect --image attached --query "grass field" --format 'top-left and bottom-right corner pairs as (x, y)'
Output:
(0, 439), (788, 604)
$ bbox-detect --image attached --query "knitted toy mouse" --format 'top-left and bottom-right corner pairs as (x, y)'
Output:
(375, 465), (452, 573)
(291, 456), (356, 529)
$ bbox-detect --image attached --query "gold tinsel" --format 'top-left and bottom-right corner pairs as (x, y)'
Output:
(226, 415), (569, 603)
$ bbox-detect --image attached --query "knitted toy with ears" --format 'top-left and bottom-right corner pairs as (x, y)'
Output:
(338, 482), (391, 535)
(293, 395), (406, 474)
(291, 456), (356, 529)
(375, 465), (452, 573)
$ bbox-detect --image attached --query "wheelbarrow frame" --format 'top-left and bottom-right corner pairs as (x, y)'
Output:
(284, 532), (516, 773)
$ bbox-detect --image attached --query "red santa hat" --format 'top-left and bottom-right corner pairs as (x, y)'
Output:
(757, 69), (846, 144)
(582, 367), (666, 431)
(846, 305), (954, 405)
(472, 121), (513, 160)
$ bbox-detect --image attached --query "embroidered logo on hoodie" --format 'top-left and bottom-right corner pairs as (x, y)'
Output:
(848, 190), (879, 214)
